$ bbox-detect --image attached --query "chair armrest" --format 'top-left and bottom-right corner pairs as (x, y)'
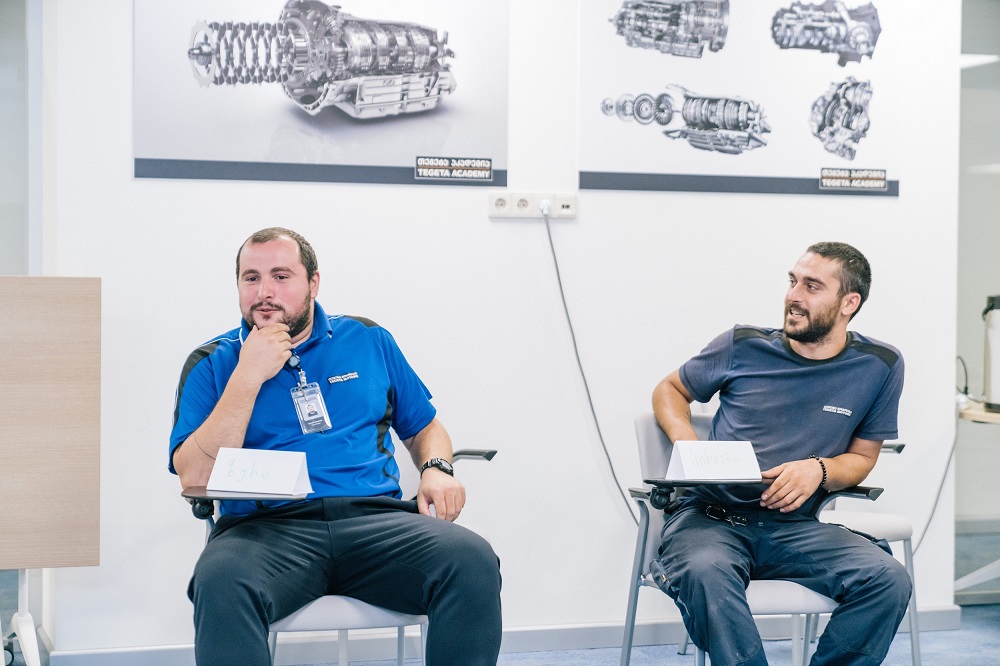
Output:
(181, 486), (309, 502)
(816, 485), (883, 513)
(452, 449), (497, 461)
(181, 485), (310, 522)
(881, 442), (905, 454)
(629, 487), (652, 501)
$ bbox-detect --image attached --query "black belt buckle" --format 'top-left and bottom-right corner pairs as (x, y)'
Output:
(705, 505), (747, 527)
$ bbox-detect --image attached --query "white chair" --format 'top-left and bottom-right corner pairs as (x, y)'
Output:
(185, 448), (495, 666)
(620, 413), (882, 666)
(267, 596), (426, 666)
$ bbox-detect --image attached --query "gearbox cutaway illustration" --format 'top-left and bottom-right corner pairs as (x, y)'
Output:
(602, 86), (770, 154)
(772, 1), (881, 66)
(610, 1), (729, 58)
(186, 0), (456, 118)
(810, 77), (872, 160)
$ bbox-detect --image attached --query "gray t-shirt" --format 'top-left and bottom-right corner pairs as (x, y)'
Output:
(678, 325), (904, 513)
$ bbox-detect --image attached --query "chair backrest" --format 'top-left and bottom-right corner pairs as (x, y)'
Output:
(633, 412), (712, 481)
(633, 412), (713, 574)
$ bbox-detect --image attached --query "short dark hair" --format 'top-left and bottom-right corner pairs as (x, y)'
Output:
(236, 227), (318, 280)
(806, 241), (871, 319)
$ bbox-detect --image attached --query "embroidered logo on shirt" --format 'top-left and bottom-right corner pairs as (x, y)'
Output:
(823, 405), (853, 417)
(327, 372), (359, 384)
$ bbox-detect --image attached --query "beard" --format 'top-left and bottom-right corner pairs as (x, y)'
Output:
(243, 296), (313, 340)
(783, 303), (838, 344)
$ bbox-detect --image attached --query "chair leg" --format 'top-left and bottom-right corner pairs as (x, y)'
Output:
(678, 630), (690, 655)
(694, 646), (706, 666)
(802, 614), (820, 666)
(267, 631), (278, 666)
(790, 614), (804, 666)
(620, 502), (650, 666)
(419, 620), (428, 666)
(338, 629), (348, 666)
(396, 626), (405, 666)
(903, 538), (921, 666)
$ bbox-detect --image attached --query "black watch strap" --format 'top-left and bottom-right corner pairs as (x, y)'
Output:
(420, 457), (454, 476)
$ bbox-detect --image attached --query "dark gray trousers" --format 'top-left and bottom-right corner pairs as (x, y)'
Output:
(189, 496), (502, 666)
(658, 503), (911, 666)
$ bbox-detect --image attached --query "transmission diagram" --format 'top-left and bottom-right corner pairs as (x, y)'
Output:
(610, 0), (730, 58)
(602, 86), (770, 154)
(809, 77), (872, 160)
(772, 1), (881, 66)
(186, 0), (456, 118)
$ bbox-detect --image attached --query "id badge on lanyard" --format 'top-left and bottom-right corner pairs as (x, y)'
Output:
(288, 354), (331, 434)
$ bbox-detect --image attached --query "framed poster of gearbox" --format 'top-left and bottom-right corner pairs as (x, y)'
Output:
(579, 1), (899, 196)
(134, 0), (509, 186)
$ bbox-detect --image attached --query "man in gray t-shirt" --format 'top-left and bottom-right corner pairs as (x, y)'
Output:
(651, 242), (911, 666)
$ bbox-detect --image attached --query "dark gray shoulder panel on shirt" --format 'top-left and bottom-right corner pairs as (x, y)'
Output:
(173, 340), (220, 426)
(850, 340), (900, 368)
(733, 326), (777, 343)
(343, 315), (381, 328)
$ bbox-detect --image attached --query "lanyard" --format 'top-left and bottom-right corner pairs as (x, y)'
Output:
(287, 352), (308, 389)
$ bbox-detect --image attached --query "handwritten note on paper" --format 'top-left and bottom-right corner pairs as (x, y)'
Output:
(207, 448), (313, 496)
(665, 441), (762, 482)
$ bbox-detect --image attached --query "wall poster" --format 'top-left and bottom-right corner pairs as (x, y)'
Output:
(579, 1), (899, 196)
(134, 0), (509, 186)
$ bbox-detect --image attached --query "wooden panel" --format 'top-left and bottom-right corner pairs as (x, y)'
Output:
(0, 276), (100, 568)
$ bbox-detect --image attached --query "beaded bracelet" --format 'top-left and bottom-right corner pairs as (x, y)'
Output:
(809, 454), (827, 489)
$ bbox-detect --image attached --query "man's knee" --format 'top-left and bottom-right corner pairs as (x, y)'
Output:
(423, 524), (501, 611)
(189, 538), (273, 609)
(450, 527), (501, 584)
(875, 556), (912, 606)
(190, 550), (256, 606)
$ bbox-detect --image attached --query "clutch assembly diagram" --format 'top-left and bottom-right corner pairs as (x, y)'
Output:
(186, 0), (456, 119)
(601, 86), (770, 155)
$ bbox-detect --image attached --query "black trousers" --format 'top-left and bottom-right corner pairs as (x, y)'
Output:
(189, 496), (502, 666)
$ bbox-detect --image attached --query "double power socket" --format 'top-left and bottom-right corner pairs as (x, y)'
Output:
(487, 191), (578, 219)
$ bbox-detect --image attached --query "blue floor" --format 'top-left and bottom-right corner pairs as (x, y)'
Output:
(347, 606), (1000, 666)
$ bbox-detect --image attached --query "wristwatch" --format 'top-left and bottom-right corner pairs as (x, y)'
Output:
(420, 457), (454, 476)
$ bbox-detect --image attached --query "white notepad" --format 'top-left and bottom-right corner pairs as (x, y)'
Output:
(665, 440), (762, 483)
(207, 447), (313, 496)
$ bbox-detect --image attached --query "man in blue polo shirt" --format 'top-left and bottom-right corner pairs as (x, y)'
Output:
(651, 242), (910, 665)
(169, 227), (501, 666)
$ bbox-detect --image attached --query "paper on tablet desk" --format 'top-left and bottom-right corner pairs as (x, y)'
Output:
(665, 440), (762, 483)
(207, 447), (313, 496)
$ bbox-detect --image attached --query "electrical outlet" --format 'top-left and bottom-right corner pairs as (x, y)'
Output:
(511, 193), (544, 218)
(487, 191), (512, 217)
(486, 192), (579, 219)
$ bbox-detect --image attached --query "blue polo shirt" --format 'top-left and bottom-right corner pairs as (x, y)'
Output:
(170, 302), (436, 515)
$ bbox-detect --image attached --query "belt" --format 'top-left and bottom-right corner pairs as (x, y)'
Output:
(705, 504), (748, 527)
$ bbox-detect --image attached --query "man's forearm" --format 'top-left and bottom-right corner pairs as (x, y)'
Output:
(174, 372), (262, 488)
(819, 450), (880, 491)
(404, 418), (453, 469)
(652, 371), (698, 443)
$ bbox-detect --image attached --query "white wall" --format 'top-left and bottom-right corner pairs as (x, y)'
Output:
(40, 0), (961, 660)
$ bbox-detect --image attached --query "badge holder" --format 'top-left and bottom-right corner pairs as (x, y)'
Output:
(289, 364), (331, 434)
